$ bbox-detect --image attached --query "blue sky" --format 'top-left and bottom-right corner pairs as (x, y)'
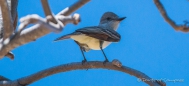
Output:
(1, 0), (189, 86)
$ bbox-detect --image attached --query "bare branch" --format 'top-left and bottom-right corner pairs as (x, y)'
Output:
(0, 75), (10, 81)
(0, 0), (89, 59)
(154, 0), (189, 32)
(0, 60), (166, 86)
(56, 13), (81, 25)
(0, 0), (18, 59)
(9, 0), (18, 30)
(0, 0), (14, 40)
(41, 0), (57, 24)
(57, 0), (90, 16)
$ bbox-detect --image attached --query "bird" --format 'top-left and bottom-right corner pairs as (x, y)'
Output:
(54, 12), (126, 64)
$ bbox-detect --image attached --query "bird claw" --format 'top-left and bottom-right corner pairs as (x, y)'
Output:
(103, 59), (109, 66)
(82, 59), (88, 71)
(82, 59), (87, 65)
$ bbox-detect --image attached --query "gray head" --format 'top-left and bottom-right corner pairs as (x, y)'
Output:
(99, 12), (126, 30)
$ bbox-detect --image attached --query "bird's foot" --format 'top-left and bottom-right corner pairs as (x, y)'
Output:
(103, 59), (109, 66)
(82, 59), (88, 71)
(82, 59), (87, 65)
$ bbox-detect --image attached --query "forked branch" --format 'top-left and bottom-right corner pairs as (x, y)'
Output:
(154, 0), (189, 32)
(0, 0), (90, 59)
(41, 0), (57, 24)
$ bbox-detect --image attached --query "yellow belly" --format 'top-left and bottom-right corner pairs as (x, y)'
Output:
(71, 34), (111, 50)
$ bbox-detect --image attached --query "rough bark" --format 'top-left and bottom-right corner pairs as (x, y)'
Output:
(0, 60), (166, 86)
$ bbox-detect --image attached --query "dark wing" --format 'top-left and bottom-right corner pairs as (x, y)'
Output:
(76, 26), (121, 42)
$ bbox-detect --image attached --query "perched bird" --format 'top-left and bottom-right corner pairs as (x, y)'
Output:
(54, 12), (126, 63)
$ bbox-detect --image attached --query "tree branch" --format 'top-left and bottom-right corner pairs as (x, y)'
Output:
(10, 0), (18, 21)
(10, 0), (18, 30)
(154, 0), (189, 32)
(0, 75), (10, 81)
(0, 60), (166, 86)
(0, 0), (14, 40)
(57, 0), (90, 16)
(0, 0), (89, 59)
(41, 0), (57, 24)
(0, 0), (18, 59)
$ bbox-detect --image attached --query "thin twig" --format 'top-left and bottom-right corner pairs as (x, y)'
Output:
(57, 0), (90, 16)
(154, 0), (189, 32)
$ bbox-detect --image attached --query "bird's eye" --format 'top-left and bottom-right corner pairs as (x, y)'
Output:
(107, 17), (111, 20)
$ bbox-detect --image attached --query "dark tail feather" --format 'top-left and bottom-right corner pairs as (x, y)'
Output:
(54, 35), (71, 42)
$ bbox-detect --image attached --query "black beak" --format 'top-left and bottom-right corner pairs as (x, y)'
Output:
(116, 17), (126, 21)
